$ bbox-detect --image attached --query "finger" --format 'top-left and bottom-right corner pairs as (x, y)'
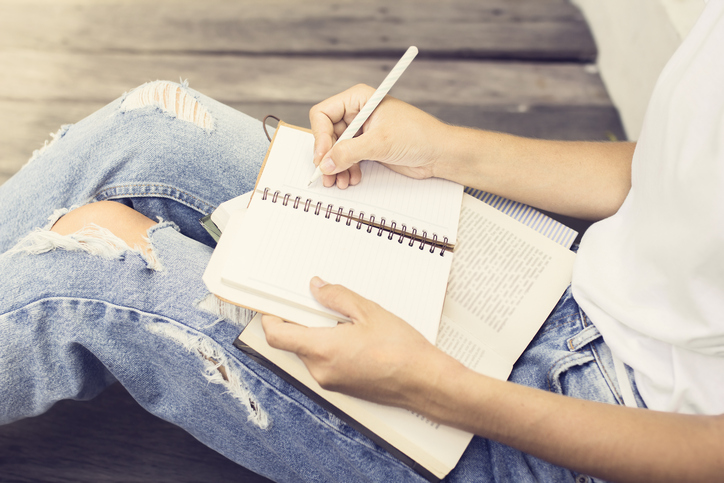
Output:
(322, 173), (337, 188)
(309, 276), (372, 322)
(334, 169), (351, 189)
(312, 131), (335, 168)
(310, 85), (375, 169)
(333, 121), (348, 141)
(348, 164), (362, 186)
(323, 134), (381, 175)
(261, 314), (317, 355)
(310, 103), (345, 167)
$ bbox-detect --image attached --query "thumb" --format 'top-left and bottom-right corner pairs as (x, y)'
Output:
(309, 276), (371, 321)
(321, 133), (384, 175)
(261, 314), (317, 355)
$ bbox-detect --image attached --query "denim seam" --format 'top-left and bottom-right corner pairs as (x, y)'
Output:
(589, 339), (624, 406)
(93, 183), (217, 215)
(578, 310), (625, 404)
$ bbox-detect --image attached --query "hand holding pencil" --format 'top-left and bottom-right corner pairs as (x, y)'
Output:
(308, 46), (452, 189)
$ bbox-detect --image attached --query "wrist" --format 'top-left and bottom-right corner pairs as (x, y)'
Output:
(404, 348), (493, 425)
(430, 125), (499, 187)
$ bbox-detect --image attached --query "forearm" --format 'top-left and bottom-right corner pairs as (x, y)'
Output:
(416, 356), (724, 482)
(432, 125), (635, 220)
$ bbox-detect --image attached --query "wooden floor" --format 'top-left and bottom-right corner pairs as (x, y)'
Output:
(0, 1), (623, 482)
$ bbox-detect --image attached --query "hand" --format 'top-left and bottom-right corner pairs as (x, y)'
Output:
(309, 84), (449, 189)
(261, 276), (449, 410)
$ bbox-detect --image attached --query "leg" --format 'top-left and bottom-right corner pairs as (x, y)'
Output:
(0, 80), (270, 253)
(13, 203), (637, 482)
(2, 207), (431, 483)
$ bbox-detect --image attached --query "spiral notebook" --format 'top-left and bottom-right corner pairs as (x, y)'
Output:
(214, 122), (464, 343)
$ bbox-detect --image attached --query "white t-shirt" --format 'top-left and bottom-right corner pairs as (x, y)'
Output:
(572, 0), (724, 415)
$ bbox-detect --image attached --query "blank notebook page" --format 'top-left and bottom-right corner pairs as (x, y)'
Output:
(255, 125), (463, 243)
(221, 200), (453, 343)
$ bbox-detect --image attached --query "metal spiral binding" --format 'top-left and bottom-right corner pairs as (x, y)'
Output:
(260, 187), (451, 256)
(366, 215), (375, 234)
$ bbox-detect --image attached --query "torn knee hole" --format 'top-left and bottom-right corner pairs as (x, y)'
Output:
(122, 80), (214, 131)
(7, 202), (164, 271)
(51, 201), (155, 252)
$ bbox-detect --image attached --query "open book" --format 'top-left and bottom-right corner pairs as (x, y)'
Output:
(202, 123), (577, 481)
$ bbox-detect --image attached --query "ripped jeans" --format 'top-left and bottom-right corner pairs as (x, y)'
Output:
(0, 81), (644, 483)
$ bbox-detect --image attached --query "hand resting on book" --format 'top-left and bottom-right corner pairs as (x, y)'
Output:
(261, 276), (462, 413)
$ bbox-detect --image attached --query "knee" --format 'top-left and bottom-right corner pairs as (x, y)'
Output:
(51, 201), (156, 252)
(122, 80), (214, 131)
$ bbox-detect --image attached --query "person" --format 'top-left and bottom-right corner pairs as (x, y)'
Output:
(2, 1), (723, 481)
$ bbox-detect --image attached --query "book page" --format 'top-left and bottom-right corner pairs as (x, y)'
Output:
(435, 314), (511, 380)
(221, 198), (454, 343)
(464, 187), (578, 248)
(439, 194), (575, 371)
(203, 206), (338, 329)
(255, 125), (463, 243)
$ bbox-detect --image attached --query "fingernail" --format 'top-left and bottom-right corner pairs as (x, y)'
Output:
(310, 276), (327, 288)
(320, 156), (335, 174)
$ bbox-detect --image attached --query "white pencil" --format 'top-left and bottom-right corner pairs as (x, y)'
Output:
(308, 46), (419, 186)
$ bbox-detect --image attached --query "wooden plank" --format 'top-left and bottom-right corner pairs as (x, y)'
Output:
(0, 52), (611, 106)
(0, 100), (103, 184)
(226, 102), (624, 141)
(0, 53), (621, 184)
(0, 0), (596, 61)
(0, 383), (273, 483)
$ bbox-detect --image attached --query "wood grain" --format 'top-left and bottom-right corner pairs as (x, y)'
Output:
(0, 0), (595, 60)
(0, 52), (620, 182)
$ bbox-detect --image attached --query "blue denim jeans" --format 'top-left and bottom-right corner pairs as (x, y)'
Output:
(0, 81), (644, 483)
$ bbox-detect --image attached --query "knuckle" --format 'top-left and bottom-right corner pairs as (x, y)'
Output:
(353, 83), (373, 93)
(309, 103), (323, 118)
(263, 327), (282, 347)
(312, 367), (338, 391)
